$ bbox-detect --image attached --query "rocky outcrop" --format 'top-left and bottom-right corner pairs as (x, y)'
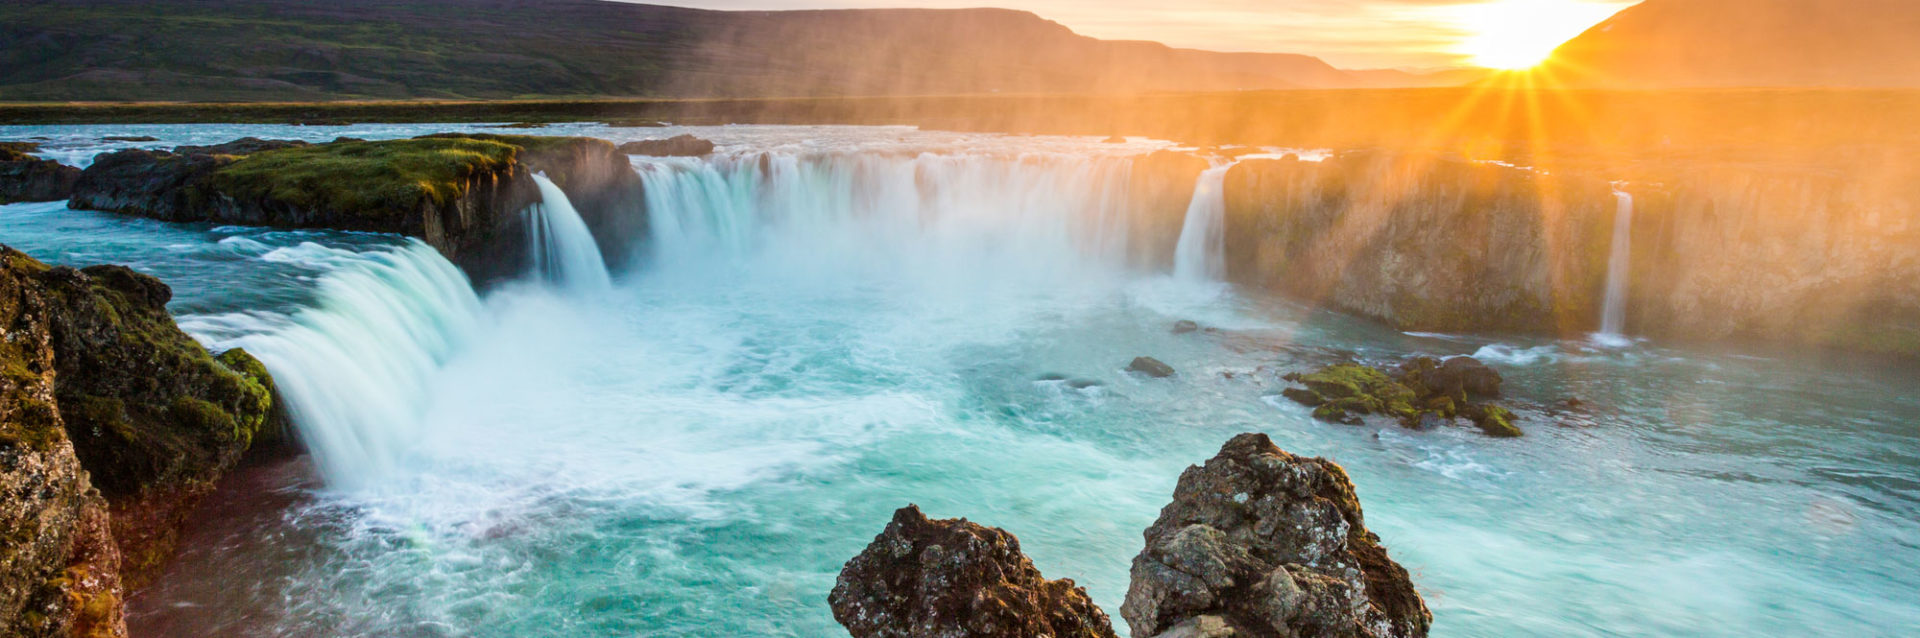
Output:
(67, 134), (647, 283)
(1281, 357), (1519, 437)
(1, 251), (128, 638)
(618, 134), (714, 157)
(1122, 433), (1430, 638)
(1, 247), (282, 636)
(0, 147), (81, 204)
(829, 504), (1117, 638)
(1222, 152), (1617, 336)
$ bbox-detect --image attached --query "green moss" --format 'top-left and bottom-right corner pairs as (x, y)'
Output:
(1286, 363), (1417, 424)
(168, 396), (244, 445)
(1471, 405), (1523, 438)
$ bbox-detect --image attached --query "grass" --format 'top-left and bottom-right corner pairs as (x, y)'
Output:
(204, 134), (587, 218)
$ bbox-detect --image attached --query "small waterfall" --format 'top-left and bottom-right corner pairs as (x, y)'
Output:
(1172, 162), (1235, 281)
(223, 241), (484, 489)
(526, 173), (612, 292)
(1599, 190), (1634, 338)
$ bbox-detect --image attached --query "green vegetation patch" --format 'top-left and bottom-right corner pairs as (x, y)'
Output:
(205, 136), (520, 218)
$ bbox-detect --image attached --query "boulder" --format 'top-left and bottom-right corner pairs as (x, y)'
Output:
(0, 148), (81, 204)
(829, 504), (1117, 638)
(1129, 356), (1177, 378)
(618, 134), (715, 157)
(1121, 433), (1430, 638)
(1172, 320), (1201, 334)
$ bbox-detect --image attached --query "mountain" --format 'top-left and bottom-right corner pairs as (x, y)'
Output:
(1545, 0), (1920, 87)
(0, 0), (1471, 102)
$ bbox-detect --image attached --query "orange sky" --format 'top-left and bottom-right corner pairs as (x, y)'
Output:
(644, 0), (1637, 69)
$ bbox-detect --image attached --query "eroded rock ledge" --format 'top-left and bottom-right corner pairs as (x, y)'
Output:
(66, 134), (646, 283)
(2, 248), (281, 638)
(831, 433), (1430, 638)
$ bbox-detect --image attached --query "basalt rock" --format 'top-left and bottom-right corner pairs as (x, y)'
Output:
(1121, 433), (1430, 638)
(0, 247), (282, 628)
(829, 504), (1117, 638)
(618, 134), (715, 157)
(68, 134), (647, 283)
(0, 147), (81, 204)
(1130, 356), (1178, 378)
(1282, 356), (1519, 437)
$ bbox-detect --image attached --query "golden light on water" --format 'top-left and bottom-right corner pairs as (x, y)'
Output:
(1450, 0), (1625, 69)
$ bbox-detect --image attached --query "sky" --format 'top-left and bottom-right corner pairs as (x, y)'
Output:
(637, 0), (1639, 69)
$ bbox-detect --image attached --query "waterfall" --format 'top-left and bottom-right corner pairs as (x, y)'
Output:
(629, 152), (1136, 278)
(1172, 162), (1235, 281)
(526, 173), (612, 292)
(1599, 190), (1634, 339)
(222, 241), (484, 489)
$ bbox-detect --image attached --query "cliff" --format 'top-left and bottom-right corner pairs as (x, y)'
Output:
(68, 134), (645, 283)
(1220, 152), (1920, 356)
(1221, 153), (1616, 334)
(1, 248), (285, 637)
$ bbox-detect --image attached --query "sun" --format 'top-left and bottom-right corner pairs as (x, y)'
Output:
(1451, 0), (1626, 70)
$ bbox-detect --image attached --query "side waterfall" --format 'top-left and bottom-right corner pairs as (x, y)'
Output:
(223, 241), (484, 489)
(1600, 190), (1634, 338)
(526, 173), (612, 292)
(1172, 162), (1235, 281)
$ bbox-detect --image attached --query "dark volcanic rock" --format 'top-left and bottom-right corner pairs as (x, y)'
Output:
(618, 134), (715, 157)
(0, 148), (81, 204)
(68, 149), (235, 221)
(1121, 433), (1430, 638)
(171, 137), (310, 156)
(101, 136), (158, 142)
(1129, 356), (1177, 378)
(830, 505), (1118, 638)
(1172, 320), (1200, 334)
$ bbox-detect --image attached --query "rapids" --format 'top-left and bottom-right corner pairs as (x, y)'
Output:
(2, 124), (1917, 637)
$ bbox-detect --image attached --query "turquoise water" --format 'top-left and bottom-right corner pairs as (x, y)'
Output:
(3, 124), (1918, 637)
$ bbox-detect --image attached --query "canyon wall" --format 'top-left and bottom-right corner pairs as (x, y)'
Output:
(1220, 152), (1920, 356)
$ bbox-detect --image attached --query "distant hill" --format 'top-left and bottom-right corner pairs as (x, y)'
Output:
(0, 0), (1471, 102)
(1545, 0), (1920, 87)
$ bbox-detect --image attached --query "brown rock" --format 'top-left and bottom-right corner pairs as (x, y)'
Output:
(1121, 433), (1430, 638)
(829, 504), (1118, 638)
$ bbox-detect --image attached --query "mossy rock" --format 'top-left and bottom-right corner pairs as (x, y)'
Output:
(1283, 358), (1521, 437)
(1466, 404), (1523, 438)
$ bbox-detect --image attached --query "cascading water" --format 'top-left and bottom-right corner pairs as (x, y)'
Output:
(630, 152), (1137, 277)
(1172, 161), (1235, 281)
(1598, 189), (1634, 341)
(526, 172), (612, 292)
(215, 241), (484, 489)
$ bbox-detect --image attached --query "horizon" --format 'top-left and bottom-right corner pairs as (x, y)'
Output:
(635, 0), (1638, 70)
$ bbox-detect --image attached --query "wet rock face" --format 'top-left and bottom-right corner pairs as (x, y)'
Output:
(0, 147), (81, 204)
(618, 134), (715, 157)
(1122, 433), (1430, 638)
(67, 148), (236, 222)
(829, 505), (1119, 638)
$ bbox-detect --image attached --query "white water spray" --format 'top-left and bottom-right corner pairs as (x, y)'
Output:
(1599, 190), (1634, 339)
(526, 173), (612, 292)
(1172, 162), (1235, 281)
(221, 241), (484, 489)
(631, 152), (1137, 277)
